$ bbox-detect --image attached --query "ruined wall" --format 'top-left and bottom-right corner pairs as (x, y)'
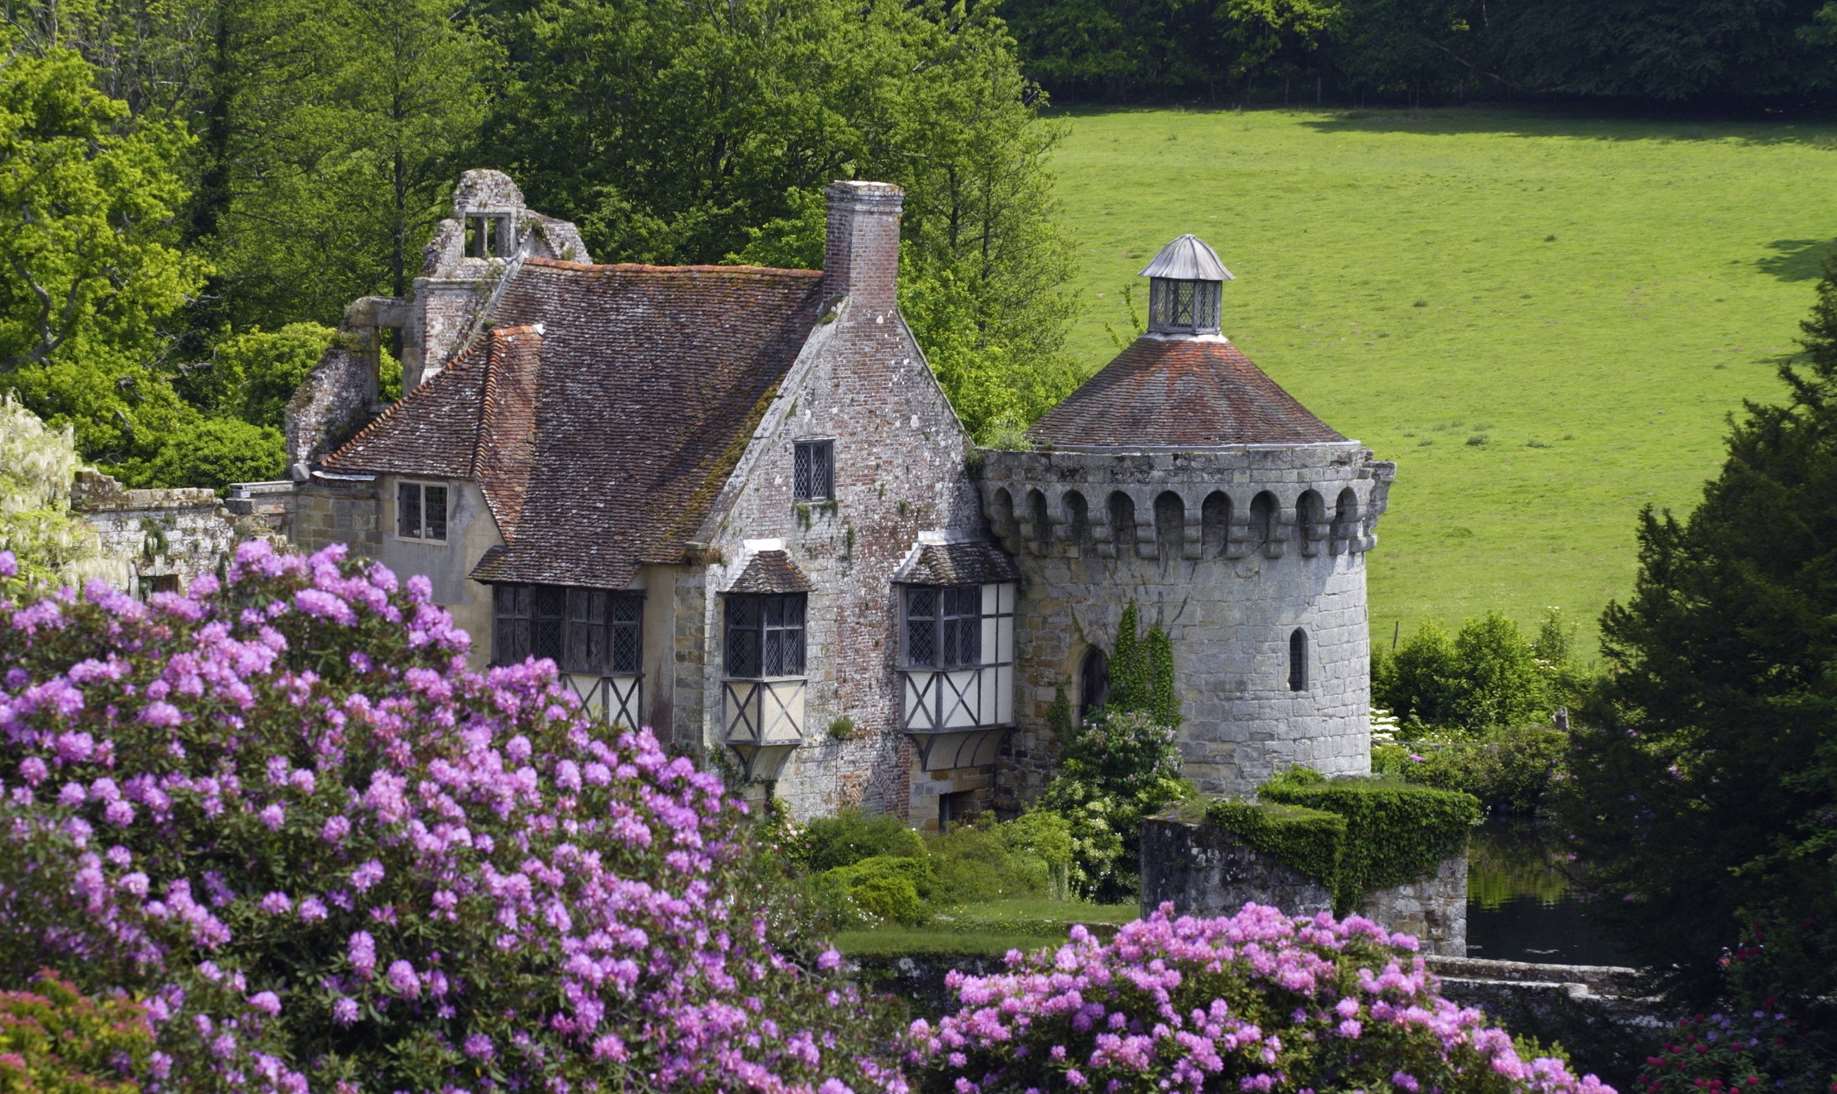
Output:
(980, 446), (1394, 805)
(72, 471), (240, 592)
(690, 194), (987, 820)
(1139, 812), (1466, 956)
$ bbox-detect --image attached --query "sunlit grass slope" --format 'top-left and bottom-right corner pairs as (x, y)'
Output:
(1051, 107), (1837, 655)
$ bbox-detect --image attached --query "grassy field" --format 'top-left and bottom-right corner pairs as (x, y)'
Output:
(1050, 107), (1837, 654)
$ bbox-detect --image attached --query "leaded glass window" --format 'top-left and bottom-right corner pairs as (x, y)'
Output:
(904, 585), (981, 669)
(396, 481), (447, 541)
(492, 584), (643, 673)
(794, 440), (834, 501)
(725, 594), (806, 678)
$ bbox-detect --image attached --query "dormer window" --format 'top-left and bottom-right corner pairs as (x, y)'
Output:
(1140, 233), (1231, 336)
(464, 213), (513, 258)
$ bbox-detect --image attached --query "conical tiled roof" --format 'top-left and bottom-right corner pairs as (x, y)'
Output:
(1027, 336), (1344, 450)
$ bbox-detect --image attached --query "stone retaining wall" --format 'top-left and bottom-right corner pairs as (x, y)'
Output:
(1138, 812), (1467, 955)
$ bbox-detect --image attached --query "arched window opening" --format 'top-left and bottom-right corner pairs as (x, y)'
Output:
(1079, 646), (1111, 724)
(1201, 491), (1231, 557)
(990, 487), (1016, 543)
(1288, 628), (1308, 692)
(1153, 491), (1185, 562)
(1027, 488), (1051, 551)
(1107, 492), (1137, 554)
(1333, 488), (1360, 546)
(1064, 491), (1092, 549)
(1296, 490), (1325, 552)
(1250, 491), (1277, 549)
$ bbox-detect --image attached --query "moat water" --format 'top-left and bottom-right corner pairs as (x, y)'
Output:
(1463, 817), (1634, 967)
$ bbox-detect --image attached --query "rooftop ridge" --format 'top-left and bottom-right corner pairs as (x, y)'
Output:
(521, 257), (824, 279)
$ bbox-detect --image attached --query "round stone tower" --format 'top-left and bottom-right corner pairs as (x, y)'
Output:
(982, 235), (1394, 801)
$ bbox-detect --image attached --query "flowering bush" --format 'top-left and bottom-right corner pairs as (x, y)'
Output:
(0, 543), (901, 1091)
(1635, 1011), (1836, 1094)
(907, 902), (1614, 1093)
(1038, 708), (1190, 900)
(0, 969), (152, 1090)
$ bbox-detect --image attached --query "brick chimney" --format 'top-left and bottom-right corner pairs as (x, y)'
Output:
(823, 180), (903, 312)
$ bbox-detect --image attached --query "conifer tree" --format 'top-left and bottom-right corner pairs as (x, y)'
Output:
(1109, 602), (1147, 713)
(1566, 262), (1837, 1021)
(1146, 625), (1180, 728)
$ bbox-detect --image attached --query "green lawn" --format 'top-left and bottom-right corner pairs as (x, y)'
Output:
(835, 898), (1138, 957)
(1051, 106), (1837, 653)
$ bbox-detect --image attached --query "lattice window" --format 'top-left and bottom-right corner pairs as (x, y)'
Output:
(532, 587), (565, 662)
(905, 585), (981, 668)
(793, 440), (834, 501)
(905, 587), (937, 666)
(1173, 281), (1196, 326)
(609, 595), (643, 674)
(726, 594), (805, 678)
(396, 481), (447, 541)
(492, 584), (533, 665)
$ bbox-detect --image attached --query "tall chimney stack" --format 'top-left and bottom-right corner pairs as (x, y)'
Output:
(823, 180), (903, 313)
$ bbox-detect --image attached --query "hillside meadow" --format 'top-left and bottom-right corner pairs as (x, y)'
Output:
(1050, 106), (1837, 655)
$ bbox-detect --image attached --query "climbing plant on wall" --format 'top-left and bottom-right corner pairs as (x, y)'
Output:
(1105, 601), (1179, 727)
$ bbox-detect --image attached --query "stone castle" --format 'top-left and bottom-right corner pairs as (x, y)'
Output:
(251, 169), (1392, 829)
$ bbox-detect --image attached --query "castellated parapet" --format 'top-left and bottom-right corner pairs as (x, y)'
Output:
(982, 443), (1393, 800)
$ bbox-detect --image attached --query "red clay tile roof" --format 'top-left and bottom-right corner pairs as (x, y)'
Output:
(725, 550), (812, 594)
(1027, 336), (1345, 450)
(323, 259), (824, 589)
(893, 542), (1019, 586)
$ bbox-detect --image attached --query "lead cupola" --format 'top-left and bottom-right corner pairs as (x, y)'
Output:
(1141, 234), (1232, 336)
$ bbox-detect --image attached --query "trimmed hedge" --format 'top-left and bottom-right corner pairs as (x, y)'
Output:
(1253, 770), (1482, 912)
(821, 854), (938, 924)
(797, 809), (925, 871)
(1204, 799), (1347, 887)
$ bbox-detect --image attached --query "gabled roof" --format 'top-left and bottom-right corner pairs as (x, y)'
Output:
(322, 259), (825, 589)
(726, 550), (812, 595)
(893, 541), (1019, 586)
(1026, 336), (1346, 451)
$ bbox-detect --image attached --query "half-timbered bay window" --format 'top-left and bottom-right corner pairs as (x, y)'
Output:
(396, 481), (448, 541)
(900, 581), (1015, 770)
(492, 584), (643, 726)
(722, 591), (808, 782)
(724, 593), (806, 678)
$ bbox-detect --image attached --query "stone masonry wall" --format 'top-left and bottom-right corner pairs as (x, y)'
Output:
(71, 471), (241, 592)
(289, 480), (382, 558)
(690, 186), (987, 822)
(1138, 811), (1465, 956)
(981, 446), (1395, 806)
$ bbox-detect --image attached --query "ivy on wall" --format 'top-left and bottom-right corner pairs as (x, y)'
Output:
(1209, 769), (1481, 913)
(1107, 602), (1180, 728)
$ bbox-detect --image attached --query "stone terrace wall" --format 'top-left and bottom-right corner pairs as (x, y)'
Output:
(71, 470), (241, 592)
(1139, 812), (1466, 956)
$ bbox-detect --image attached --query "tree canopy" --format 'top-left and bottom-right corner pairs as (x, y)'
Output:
(1565, 262), (1837, 1023)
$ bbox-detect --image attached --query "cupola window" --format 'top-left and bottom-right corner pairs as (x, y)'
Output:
(1140, 233), (1231, 337)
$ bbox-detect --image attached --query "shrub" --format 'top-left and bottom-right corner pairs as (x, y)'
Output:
(907, 902), (1612, 1093)
(997, 810), (1074, 899)
(1205, 798), (1347, 885)
(926, 824), (1049, 906)
(0, 543), (901, 1091)
(0, 970), (151, 1091)
(0, 397), (132, 588)
(795, 808), (925, 871)
(1378, 621), (1461, 725)
(1261, 770), (1481, 911)
(1635, 1011), (1835, 1094)
(1378, 614), (1560, 733)
(1378, 724), (1571, 815)
(1037, 708), (1189, 900)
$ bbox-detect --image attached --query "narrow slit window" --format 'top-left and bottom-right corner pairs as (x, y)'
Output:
(1289, 628), (1308, 692)
(793, 440), (834, 501)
